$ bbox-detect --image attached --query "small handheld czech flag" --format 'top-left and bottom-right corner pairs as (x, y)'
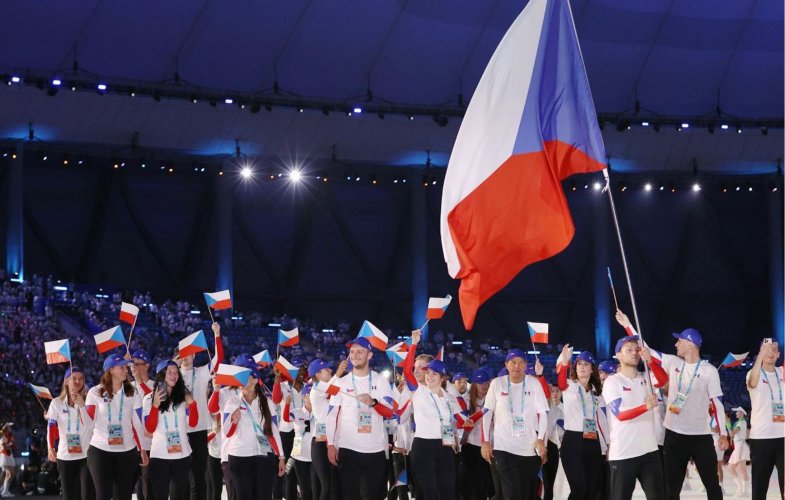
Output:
(44, 339), (71, 364)
(358, 320), (388, 350)
(278, 328), (299, 347)
(253, 350), (273, 368)
(527, 322), (549, 344)
(178, 330), (209, 358)
(721, 352), (748, 369)
(203, 290), (232, 311)
(119, 302), (139, 325)
(275, 356), (300, 383)
(93, 326), (126, 353)
(426, 294), (452, 320)
(29, 383), (53, 400)
(215, 364), (252, 387)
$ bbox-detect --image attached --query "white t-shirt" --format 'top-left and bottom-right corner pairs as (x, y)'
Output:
(481, 375), (549, 456)
(207, 415), (222, 460)
(222, 393), (284, 458)
(747, 367), (785, 439)
(181, 365), (212, 433)
(85, 385), (144, 453)
(326, 371), (395, 454)
(217, 386), (240, 462)
(602, 372), (658, 461)
(132, 380), (154, 450)
(309, 377), (337, 443)
(546, 403), (564, 447)
(290, 405), (312, 463)
(393, 387), (414, 453)
(410, 385), (460, 440)
(465, 397), (487, 447)
(274, 382), (296, 433)
(46, 398), (94, 460)
(561, 379), (604, 433)
(142, 395), (193, 460)
(661, 354), (723, 435)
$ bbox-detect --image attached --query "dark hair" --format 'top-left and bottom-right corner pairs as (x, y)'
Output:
(153, 367), (187, 413)
(569, 361), (603, 397)
(469, 379), (490, 413)
(99, 371), (135, 399)
(252, 383), (273, 436)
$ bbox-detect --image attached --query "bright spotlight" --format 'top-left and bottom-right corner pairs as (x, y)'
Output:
(692, 183), (701, 192)
(240, 166), (253, 179)
(289, 169), (302, 183)
(644, 183), (653, 192)
(593, 181), (602, 191)
(381, 369), (391, 379)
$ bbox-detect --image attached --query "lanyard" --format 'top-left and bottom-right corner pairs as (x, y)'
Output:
(427, 390), (453, 425)
(761, 369), (783, 403)
(241, 399), (265, 437)
(351, 372), (373, 409)
(163, 408), (180, 432)
(107, 390), (124, 424)
(66, 404), (80, 434)
(506, 376), (526, 418)
(578, 385), (596, 421)
(676, 360), (703, 396)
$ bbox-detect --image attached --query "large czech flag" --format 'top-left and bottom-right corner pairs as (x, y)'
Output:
(440, 0), (606, 330)
(94, 326), (126, 353)
(44, 339), (71, 364)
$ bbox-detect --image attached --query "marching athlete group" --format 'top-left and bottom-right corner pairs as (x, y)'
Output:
(25, 311), (785, 500)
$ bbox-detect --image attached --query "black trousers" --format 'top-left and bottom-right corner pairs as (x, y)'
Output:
(311, 440), (342, 500)
(274, 430), (297, 500)
(228, 454), (277, 500)
(663, 430), (722, 500)
(608, 450), (664, 500)
(57, 457), (95, 500)
(560, 431), (602, 500)
(409, 438), (456, 500)
(186, 430), (208, 500)
(542, 441), (560, 500)
(86, 446), (139, 500)
(750, 437), (785, 500)
(206, 456), (223, 500)
(492, 450), (541, 500)
(337, 449), (387, 500)
(462, 443), (493, 500)
(221, 461), (236, 500)
(150, 457), (190, 500)
(594, 457), (609, 500)
(293, 459), (313, 500)
(135, 451), (151, 500)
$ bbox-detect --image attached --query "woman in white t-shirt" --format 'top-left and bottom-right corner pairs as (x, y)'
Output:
(84, 354), (148, 500)
(461, 368), (493, 500)
(403, 330), (460, 500)
(142, 360), (198, 500)
(727, 407), (750, 496)
(223, 363), (286, 498)
(46, 367), (95, 500)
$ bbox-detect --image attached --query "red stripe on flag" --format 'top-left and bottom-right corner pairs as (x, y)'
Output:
(210, 299), (232, 311)
(46, 353), (69, 365)
(448, 141), (605, 330)
(119, 311), (136, 325)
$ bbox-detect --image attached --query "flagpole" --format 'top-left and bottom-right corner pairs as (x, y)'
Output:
(531, 339), (540, 362)
(607, 267), (620, 310)
(602, 169), (653, 394)
(126, 315), (138, 355)
(33, 394), (46, 412)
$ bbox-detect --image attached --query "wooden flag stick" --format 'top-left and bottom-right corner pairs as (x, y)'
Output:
(33, 394), (46, 412)
(607, 266), (620, 310)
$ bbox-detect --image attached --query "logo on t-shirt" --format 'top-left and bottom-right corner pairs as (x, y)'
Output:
(622, 386), (631, 392)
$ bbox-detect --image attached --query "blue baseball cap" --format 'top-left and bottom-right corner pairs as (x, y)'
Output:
(598, 360), (617, 374)
(131, 349), (151, 364)
(426, 359), (447, 375)
(292, 356), (305, 367)
(233, 353), (255, 366)
(470, 369), (491, 384)
(497, 367), (509, 377)
(525, 364), (536, 375)
(103, 354), (132, 372)
(672, 328), (702, 348)
(346, 337), (373, 351)
(308, 359), (333, 378)
(614, 335), (640, 354)
(64, 366), (82, 382)
(452, 372), (468, 383)
(505, 349), (527, 363)
(156, 360), (178, 374)
(575, 351), (596, 365)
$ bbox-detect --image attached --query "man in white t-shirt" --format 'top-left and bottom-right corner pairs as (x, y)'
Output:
(602, 335), (664, 500)
(746, 339), (784, 499)
(616, 311), (726, 499)
(326, 336), (396, 500)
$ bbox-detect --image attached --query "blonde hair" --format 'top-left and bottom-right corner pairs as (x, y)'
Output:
(58, 374), (88, 405)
